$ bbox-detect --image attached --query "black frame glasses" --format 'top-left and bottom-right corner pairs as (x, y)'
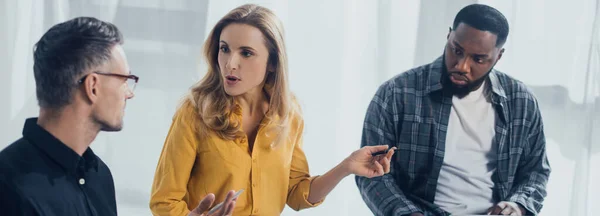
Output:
(78, 71), (139, 92)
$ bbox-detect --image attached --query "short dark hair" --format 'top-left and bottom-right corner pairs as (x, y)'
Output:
(33, 17), (123, 109)
(452, 4), (509, 47)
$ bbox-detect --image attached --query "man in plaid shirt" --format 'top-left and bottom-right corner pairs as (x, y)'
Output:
(356, 4), (550, 216)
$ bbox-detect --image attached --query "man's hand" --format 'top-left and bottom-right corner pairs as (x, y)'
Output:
(487, 201), (526, 215)
(188, 190), (237, 216)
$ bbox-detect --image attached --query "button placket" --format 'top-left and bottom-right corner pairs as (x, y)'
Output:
(76, 159), (86, 187)
(250, 146), (259, 214)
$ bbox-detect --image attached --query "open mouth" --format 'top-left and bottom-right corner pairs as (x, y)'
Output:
(225, 75), (240, 81)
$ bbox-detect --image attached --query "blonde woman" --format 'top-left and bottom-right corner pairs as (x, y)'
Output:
(149, 4), (395, 216)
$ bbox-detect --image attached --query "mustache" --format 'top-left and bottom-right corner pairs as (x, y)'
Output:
(448, 71), (469, 81)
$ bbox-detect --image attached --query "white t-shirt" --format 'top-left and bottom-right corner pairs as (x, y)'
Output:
(434, 82), (497, 215)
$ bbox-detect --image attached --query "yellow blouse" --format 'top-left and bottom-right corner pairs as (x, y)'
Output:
(149, 100), (322, 216)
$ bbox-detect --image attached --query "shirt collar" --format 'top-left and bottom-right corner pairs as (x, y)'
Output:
(22, 118), (99, 174)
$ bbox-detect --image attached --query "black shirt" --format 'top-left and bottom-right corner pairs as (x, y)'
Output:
(0, 118), (117, 216)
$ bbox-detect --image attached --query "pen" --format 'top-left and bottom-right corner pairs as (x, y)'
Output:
(371, 147), (396, 156)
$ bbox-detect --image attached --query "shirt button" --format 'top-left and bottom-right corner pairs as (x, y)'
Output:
(252, 158), (257, 163)
(252, 183), (256, 187)
(254, 209), (258, 213)
(79, 178), (85, 185)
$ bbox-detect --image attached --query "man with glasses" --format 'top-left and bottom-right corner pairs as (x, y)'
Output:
(0, 17), (136, 215)
(0, 16), (236, 216)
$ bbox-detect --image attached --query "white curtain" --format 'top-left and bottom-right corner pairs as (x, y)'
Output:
(1, 0), (598, 215)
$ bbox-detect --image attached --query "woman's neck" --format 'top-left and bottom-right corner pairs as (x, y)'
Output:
(236, 88), (269, 116)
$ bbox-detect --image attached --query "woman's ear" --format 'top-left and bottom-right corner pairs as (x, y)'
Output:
(267, 64), (276, 73)
(267, 55), (277, 73)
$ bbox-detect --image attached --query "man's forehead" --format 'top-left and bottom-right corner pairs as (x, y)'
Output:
(451, 24), (499, 53)
(108, 44), (130, 74)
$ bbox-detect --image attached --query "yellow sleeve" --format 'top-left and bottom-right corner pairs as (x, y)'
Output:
(149, 102), (199, 216)
(286, 116), (324, 211)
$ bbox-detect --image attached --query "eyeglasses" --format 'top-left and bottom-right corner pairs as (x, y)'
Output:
(78, 71), (139, 92)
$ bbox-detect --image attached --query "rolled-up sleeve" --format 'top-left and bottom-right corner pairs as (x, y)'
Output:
(286, 118), (324, 211)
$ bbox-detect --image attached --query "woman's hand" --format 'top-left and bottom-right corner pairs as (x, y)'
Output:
(342, 145), (396, 178)
(188, 190), (237, 216)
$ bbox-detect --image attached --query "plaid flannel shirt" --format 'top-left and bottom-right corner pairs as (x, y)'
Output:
(356, 56), (551, 216)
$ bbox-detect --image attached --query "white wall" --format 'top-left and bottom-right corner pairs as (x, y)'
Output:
(1, 0), (599, 215)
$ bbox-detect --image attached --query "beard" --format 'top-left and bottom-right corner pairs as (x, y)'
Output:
(441, 55), (495, 97)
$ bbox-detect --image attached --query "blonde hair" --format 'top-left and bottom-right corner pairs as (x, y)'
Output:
(188, 4), (297, 146)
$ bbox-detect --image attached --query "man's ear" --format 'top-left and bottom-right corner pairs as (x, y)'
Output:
(83, 73), (100, 104)
(497, 48), (505, 61)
